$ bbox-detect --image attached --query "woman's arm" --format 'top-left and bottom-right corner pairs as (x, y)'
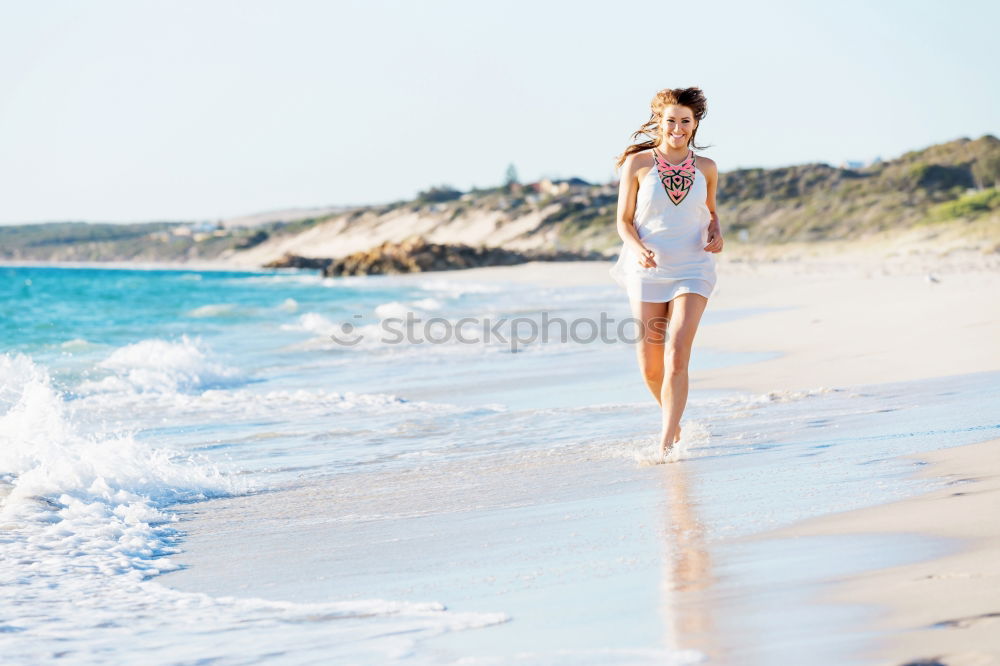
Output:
(701, 158), (724, 253)
(616, 153), (654, 265)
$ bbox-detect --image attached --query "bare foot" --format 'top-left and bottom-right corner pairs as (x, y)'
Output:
(658, 442), (674, 463)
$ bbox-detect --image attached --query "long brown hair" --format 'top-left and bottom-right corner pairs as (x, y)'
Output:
(615, 87), (711, 169)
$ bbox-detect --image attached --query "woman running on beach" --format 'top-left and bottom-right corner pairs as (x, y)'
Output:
(609, 87), (724, 463)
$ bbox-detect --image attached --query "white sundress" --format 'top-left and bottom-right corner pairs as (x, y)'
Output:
(609, 148), (718, 303)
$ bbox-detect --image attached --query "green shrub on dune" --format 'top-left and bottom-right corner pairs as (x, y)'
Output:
(924, 188), (1000, 224)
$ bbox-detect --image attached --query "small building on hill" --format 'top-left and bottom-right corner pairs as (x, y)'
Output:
(534, 177), (591, 196)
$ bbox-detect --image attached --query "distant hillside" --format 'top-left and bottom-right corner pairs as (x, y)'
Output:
(1, 135), (997, 266)
(716, 134), (1000, 242)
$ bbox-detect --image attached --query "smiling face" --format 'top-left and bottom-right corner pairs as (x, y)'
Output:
(658, 104), (697, 150)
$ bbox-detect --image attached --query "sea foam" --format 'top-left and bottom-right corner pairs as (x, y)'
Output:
(74, 335), (246, 395)
(0, 353), (510, 663)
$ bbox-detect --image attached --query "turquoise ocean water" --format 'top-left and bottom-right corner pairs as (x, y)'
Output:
(1, 264), (998, 664)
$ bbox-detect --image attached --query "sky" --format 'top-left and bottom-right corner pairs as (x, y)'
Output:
(0, 0), (997, 224)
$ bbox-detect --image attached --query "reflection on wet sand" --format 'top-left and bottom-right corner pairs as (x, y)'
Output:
(660, 461), (719, 661)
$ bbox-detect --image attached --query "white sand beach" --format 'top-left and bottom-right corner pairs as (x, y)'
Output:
(146, 240), (1000, 663)
(440, 242), (1000, 395)
(427, 243), (1000, 664)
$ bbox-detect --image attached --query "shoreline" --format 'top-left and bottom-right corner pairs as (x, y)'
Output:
(3, 229), (997, 279)
(743, 436), (1000, 665)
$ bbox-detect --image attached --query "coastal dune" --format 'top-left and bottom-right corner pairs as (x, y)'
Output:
(221, 200), (577, 269)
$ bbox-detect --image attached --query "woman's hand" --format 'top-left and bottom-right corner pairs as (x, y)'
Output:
(632, 243), (657, 268)
(704, 221), (724, 253)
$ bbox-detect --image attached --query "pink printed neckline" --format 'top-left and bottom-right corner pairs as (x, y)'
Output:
(652, 149), (697, 206)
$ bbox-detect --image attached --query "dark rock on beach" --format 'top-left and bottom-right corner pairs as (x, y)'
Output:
(263, 253), (334, 270)
(320, 236), (604, 277)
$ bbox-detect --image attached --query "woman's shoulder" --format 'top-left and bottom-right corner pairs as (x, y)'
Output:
(622, 149), (658, 181)
(628, 149), (658, 175)
(625, 148), (658, 165)
(694, 153), (717, 176)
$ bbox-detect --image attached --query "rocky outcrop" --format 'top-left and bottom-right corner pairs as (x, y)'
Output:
(320, 236), (603, 277)
(262, 253), (333, 269)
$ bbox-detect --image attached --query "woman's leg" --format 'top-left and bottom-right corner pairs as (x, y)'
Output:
(628, 295), (669, 410)
(659, 293), (709, 457)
